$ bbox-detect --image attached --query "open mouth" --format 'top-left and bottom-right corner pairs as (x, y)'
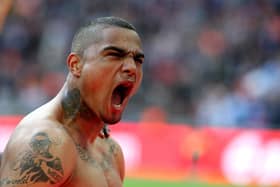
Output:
(112, 82), (133, 108)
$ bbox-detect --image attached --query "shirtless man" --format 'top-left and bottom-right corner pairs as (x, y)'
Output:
(0, 16), (144, 187)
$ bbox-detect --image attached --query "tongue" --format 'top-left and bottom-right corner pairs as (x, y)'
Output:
(112, 92), (122, 105)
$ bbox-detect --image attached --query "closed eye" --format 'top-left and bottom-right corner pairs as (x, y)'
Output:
(102, 46), (144, 64)
(107, 52), (124, 57)
(134, 53), (144, 64)
(134, 57), (144, 64)
(102, 46), (126, 58)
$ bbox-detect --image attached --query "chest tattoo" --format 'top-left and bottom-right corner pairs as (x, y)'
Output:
(75, 140), (116, 172)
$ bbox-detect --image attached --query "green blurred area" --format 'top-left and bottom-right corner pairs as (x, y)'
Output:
(124, 178), (242, 187)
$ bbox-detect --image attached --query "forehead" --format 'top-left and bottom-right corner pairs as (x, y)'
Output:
(102, 26), (141, 43)
(85, 26), (143, 55)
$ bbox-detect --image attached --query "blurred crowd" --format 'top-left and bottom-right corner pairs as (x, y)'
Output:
(0, 0), (280, 128)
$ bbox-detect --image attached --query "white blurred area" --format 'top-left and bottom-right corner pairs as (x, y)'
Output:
(222, 132), (280, 186)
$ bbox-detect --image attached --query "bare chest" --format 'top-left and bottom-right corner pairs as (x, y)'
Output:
(64, 161), (122, 187)
(63, 142), (122, 187)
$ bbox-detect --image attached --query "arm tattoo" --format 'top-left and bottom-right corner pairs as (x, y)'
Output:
(0, 132), (64, 186)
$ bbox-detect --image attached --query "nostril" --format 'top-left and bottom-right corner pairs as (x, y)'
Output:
(120, 72), (136, 82)
(123, 68), (136, 74)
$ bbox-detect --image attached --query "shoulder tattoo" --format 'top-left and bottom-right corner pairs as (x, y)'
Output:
(0, 132), (64, 186)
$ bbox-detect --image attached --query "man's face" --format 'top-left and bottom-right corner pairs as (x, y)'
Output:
(78, 26), (144, 124)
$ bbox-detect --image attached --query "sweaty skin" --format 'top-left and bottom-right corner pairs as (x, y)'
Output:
(0, 25), (144, 187)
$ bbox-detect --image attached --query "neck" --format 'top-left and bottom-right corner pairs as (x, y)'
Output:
(60, 84), (104, 146)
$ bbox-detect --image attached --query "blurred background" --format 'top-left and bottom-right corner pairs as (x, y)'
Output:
(1, 0), (280, 186)
(1, 0), (280, 128)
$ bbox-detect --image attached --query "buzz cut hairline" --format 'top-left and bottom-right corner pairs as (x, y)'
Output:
(70, 17), (137, 55)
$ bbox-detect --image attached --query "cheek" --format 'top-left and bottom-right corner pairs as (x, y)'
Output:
(83, 74), (103, 95)
(82, 65), (103, 87)
(132, 70), (143, 95)
(80, 69), (100, 98)
(81, 66), (113, 99)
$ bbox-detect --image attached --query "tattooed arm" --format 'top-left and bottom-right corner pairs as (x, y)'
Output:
(0, 123), (76, 187)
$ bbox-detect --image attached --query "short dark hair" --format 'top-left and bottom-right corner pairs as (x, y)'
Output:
(71, 16), (137, 55)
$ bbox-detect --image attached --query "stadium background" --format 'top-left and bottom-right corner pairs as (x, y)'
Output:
(1, 0), (280, 186)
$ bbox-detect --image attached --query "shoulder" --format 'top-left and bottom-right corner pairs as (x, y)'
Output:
(98, 125), (123, 159)
(104, 137), (125, 181)
(1, 118), (77, 186)
(106, 137), (123, 156)
(9, 117), (76, 155)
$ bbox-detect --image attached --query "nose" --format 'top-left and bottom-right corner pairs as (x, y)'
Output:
(122, 57), (137, 78)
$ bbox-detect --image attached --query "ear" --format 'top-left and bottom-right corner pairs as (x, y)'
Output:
(67, 53), (82, 77)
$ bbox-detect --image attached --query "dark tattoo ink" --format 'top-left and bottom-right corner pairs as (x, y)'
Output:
(75, 141), (114, 172)
(62, 88), (81, 119)
(1, 132), (64, 185)
(106, 138), (118, 157)
(0, 177), (28, 186)
(62, 88), (94, 120)
(75, 144), (97, 166)
(79, 101), (95, 120)
(100, 139), (117, 172)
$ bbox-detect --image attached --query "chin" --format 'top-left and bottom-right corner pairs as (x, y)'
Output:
(102, 116), (122, 125)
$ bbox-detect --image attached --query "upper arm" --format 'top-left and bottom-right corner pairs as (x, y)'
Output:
(0, 124), (76, 187)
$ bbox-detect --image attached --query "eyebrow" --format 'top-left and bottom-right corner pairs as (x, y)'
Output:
(102, 46), (145, 59)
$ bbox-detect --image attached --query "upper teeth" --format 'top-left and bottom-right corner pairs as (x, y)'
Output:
(114, 104), (121, 109)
